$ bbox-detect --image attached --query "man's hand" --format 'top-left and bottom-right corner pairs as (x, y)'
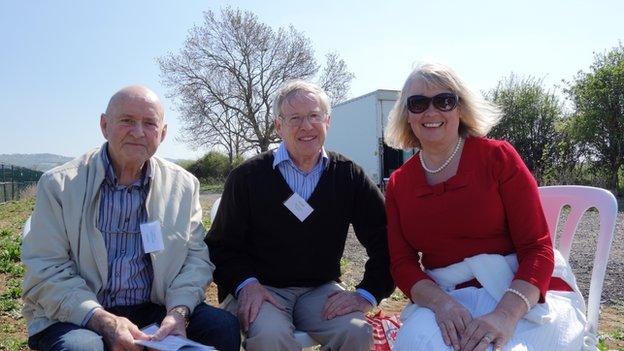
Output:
(151, 306), (189, 341)
(87, 309), (149, 351)
(237, 281), (284, 333)
(322, 290), (372, 320)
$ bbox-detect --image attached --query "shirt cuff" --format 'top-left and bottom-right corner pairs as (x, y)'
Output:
(81, 306), (102, 327)
(356, 288), (377, 307)
(235, 277), (259, 298)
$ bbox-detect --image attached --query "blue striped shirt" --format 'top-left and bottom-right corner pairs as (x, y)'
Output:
(272, 142), (329, 200)
(96, 148), (153, 308)
(236, 143), (376, 306)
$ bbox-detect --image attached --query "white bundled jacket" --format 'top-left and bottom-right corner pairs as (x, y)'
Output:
(396, 251), (587, 351)
(21, 146), (213, 336)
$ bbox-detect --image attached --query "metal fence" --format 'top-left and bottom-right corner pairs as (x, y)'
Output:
(0, 163), (42, 203)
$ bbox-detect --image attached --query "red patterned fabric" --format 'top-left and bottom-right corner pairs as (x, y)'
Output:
(366, 311), (402, 351)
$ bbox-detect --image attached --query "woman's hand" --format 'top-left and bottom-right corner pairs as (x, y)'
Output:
(432, 297), (473, 350)
(459, 309), (515, 351)
(410, 280), (472, 351)
(460, 279), (540, 351)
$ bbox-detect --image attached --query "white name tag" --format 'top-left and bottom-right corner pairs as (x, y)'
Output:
(283, 193), (314, 222)
(140, 221), (165, 253)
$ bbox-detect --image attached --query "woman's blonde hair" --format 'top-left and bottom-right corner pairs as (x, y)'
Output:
(385, 62), (502, 150)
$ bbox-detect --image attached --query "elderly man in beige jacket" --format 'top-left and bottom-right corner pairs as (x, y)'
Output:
(21, 86), (240, 351)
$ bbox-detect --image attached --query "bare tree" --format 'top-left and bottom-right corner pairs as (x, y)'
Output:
(319, 52), (355, 104)
(175, 86), (253, 165)
(159, 8), (354, 153)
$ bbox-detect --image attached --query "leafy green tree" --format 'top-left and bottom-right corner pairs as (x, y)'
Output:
(565, 43), (624, 196)
(186, 151), (230, 181)
(488, 74), (563, 183)
(543, 118), (588, 185)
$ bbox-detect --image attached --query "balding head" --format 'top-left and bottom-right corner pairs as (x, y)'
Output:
(105, 85), (165, 122)
(100, 85), (167, 182)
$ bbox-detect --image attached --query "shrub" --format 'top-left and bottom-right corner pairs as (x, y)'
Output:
(185, 152), (230, 180)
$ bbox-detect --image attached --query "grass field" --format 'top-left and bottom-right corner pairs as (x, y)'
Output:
(1, 195), (622, 350)
(0, 197), (33, 350)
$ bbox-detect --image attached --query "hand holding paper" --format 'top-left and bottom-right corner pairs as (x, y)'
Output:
(136, 324), (216, 351)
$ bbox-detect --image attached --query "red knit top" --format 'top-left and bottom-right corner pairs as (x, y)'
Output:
(386, 137), (554, 300)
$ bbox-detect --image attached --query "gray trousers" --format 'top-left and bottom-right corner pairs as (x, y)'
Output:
(223, 282), (373, 351)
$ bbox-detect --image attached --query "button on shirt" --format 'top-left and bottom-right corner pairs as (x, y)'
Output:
(96, 148), (154, 308)
(236, 143), (377, 306)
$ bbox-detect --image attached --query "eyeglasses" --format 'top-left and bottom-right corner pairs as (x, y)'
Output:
(406, 93), (459, 114)
(280, 111), (328, 127)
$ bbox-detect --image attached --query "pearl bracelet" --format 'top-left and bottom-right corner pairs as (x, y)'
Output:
(506, 288), (531, 312)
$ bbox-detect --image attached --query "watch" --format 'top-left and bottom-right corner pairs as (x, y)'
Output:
(169, 305), (190, 324)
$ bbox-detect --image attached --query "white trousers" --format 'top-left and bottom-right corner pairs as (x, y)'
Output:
(394, 287), (586, 351)
(394, 252), (587, 351)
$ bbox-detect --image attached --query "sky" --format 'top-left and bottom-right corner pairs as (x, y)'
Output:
(1, 0), (623, 160)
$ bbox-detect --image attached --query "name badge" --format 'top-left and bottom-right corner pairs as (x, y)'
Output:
(140, 221), (165, 253)
(283, 193), (314, 222)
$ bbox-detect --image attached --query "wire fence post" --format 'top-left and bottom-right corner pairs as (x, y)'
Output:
(1, 164), (5, 202)
(11, 165), (15, 200)
(0, 162), (43, 203)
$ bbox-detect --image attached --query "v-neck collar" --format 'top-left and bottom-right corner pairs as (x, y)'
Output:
(270, 152), (331, 205)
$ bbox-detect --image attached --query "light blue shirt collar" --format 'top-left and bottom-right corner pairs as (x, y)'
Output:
(272, 142), (329, 172)
(101, 143), (153, 187)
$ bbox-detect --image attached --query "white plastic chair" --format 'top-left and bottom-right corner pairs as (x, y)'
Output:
(209, 197), (221, 225)
(210, 197), (320, 350)
(22, 216), (31, 237)
(538, 185), (618, 349)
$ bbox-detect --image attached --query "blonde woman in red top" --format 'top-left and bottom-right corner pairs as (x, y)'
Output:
(384, 62), (586, 351)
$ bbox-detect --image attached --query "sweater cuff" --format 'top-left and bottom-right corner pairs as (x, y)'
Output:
(514, 274), (548, 303)
(355, 288), (377, 307)
(235, 277), (259, 298)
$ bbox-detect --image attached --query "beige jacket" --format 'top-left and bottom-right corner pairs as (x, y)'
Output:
(21, 146), (213, 336)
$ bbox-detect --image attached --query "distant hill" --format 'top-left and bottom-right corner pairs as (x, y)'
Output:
(0, 153), (190, 172)
(0, 153), (74, 172)
(165, 158), (190, 165)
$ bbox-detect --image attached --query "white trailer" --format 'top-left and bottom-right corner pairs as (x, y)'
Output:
(325, 90), (415, 187)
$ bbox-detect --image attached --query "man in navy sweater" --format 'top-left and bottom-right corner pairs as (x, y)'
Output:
(206, 80), (394, 351)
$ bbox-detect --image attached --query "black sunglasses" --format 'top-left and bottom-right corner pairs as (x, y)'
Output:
(406, 93), (459, 114)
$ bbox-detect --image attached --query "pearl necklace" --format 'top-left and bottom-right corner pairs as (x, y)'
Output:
(419, 137), (463, 174)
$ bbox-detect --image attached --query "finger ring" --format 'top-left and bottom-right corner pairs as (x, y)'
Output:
(482, 334), (493, 343)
